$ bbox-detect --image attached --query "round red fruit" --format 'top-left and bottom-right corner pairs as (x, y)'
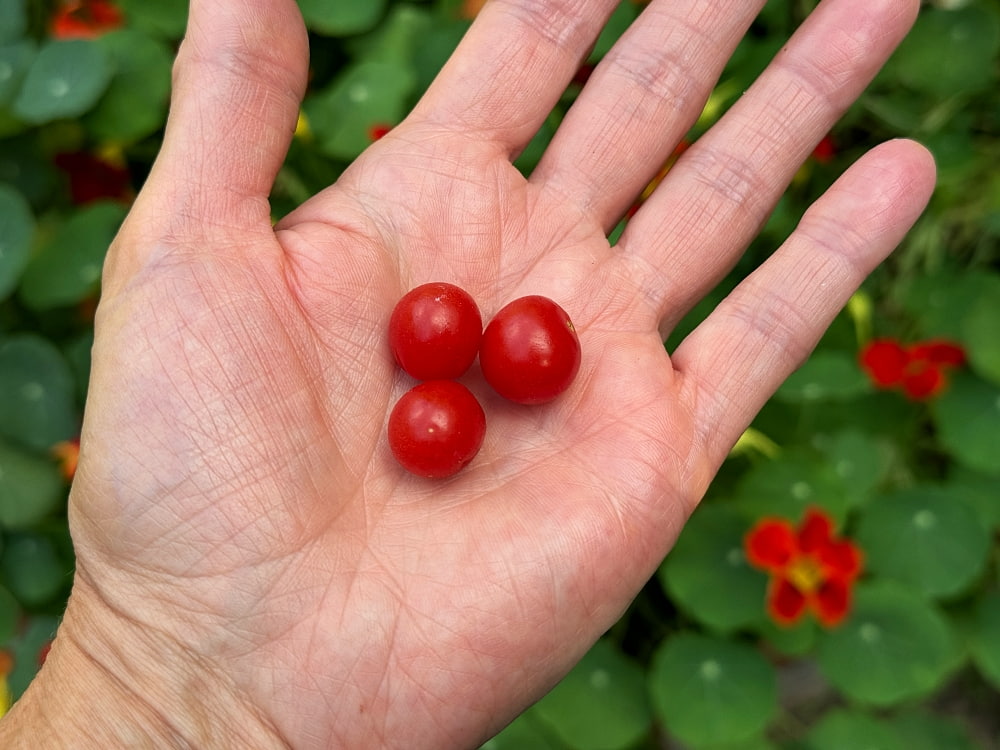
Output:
(389, 282), (482, 380)
(480, 295), (581, 405)
(388, 380), (486, 478)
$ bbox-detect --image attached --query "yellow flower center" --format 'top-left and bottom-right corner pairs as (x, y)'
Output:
(786, 556), (824, 594)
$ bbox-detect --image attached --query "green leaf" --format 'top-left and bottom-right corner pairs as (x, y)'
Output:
(804, 709), (904, 750)
(12, 39), (114, 124)
(533, 639), (651, 750)
(855, 486), (991, 599)
(0, 585), (19, 642)
(0, 182), (34, 300)
(968, 590), (1000, 691)
(0, 334), (79, 452)
(298, 0), (387, 36)
(0, 533), (69, 608)
(658, 503), (768, 633)
(889, 4), (1000, 96)
(116, 0), (189, 39)
(814, 430), (891, 506)
(3, 615), (58, 701)
(304, 61), (415, 161)
(0, 39), (35, 106)
(18, 201), (127, 311)
(896, 270), (997, 340)
(0, 0), (26, 43)
(86, 30), (173, 144)
(817, 582), (960, 706)
(733, 451), (854, 523)
(774, 351), (871, 402)
(962, 290), (1000, 386)
(588, 1), (639, 63)
(345, 3), (433, 64)
(649, 633), (776, 747)
(0, 437), (64, 530)
(480, 712), (561, 750)
(930, 373), (1000, 476)
(889, 709), (980, 750)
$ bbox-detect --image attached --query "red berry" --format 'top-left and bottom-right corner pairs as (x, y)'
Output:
(480, 295), (581, 405)
(388, 381), (486, 478)
(389, 282), (482, 381)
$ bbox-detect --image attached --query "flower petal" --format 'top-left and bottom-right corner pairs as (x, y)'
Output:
(798, 508), (834, 554)
(745, 519), (798, 571)
(911, 340), (966, 368)
(813, 576), (852, 627)
(860, 339), (907, 387)
(901, 364), (945, 400)
(769, 578), (807, 625)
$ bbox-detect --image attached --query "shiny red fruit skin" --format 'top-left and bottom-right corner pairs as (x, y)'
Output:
(388, 381), (486, 478)
(389, 282), (482, 380)
(480, 295), (581, 405)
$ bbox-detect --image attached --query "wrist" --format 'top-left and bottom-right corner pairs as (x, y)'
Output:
(0, 573), (287, 749)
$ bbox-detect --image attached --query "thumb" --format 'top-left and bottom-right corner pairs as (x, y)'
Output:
(134, 0), (308, 242)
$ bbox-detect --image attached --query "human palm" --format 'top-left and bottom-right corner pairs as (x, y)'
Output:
(53, 0), (935, 748)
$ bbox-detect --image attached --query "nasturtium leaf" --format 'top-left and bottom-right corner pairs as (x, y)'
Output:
(890, 4), (1000, 96)
(480, 712), (560, 750)
(968, 590), (1000, 691)
(0, 40), (35, 106)
(758, 617), (816, 658)
(4, 615), (58, 701)
(962, 291), (1000, 386)
(587, 1), (639, 63)
(304, 61), (415, 161)
(63, 328), (94, 403)
(649, 633), (776, 747)
(658, 503), (768, 632)
(116, 0), (189, 39)
(18, 201), (126, 311)
(0, 182), (34, 300)
(12, 39), (113, 124)
(896, 270), (996, 340)
(0, 533), (69, 608)
(0, 334), (79, 452)
(946, 466), (1000, 530)
(0, 438), (64, 530)
(817, 582), (960, 706)
(930, 373), (1000, 476)
(514, 114), (558, 175)
(411, 19), (469, 95)
(733, 450), (853, 523)
(855, 486), (990, 599)
(889, 709), (980, 750)
(814, 430), (891, 506)
(804, 708), (904, 750)
(0, 585), (19, 642)
(86, 30), (172, 144)
(345, 4), (432, 65)
(774, 351), (871, 402)
(532, 638), (651, 750)
(298, 0), (387, 36)
(0, 0), (26, 43)
(0, 137), (57, 206)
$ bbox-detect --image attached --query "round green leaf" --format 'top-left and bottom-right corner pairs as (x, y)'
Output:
(854, 486), (990, 598)
(817, 583), (959, 706)
(0, 437), (64, 530)
(0, 585), (19, 642)
(0, 39), (35, 106)
(0, 0), (26, 43)
(733, 451), (854, 522)
(0, 334), (79, 451)
(304, 61), (415, 161)
(658, 503), (768, 632)
(0, 533), (69, 608)
(533, 639), (651, 750)
(774, 351), (871, 402)
(18, 201), (126, 310)
(13, 39), (113, 124)
(814, 430), (891, 506)
(588, 1), (639, 62)
(480, 713), (560, 750)
(345, 4), (432, 65)
(649, 633), (776, 747)
(963, 291), (1000, 385)
(86, 30), (172, 144)
(930, 373), (1000, 476)
(890, 5), (1000, 96)
(298, 0), (387, 36)
(897, 270), (995, 340)
(968, 590), (1000, 691)
(889, 709), (980, 750)
(4, 615), (58, 701)
(804, 709), (903, 750)
(116, 0), (189, 39)
(0, 182), (34, 299)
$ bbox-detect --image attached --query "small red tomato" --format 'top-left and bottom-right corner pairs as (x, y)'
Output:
(480, 295), (581, 405)
(389, 282), (482, 380)
(388, 381), (486, 478)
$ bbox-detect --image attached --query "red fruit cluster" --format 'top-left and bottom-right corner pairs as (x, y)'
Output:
(859, 338), (965, 401)
(387, 283), (581, 478)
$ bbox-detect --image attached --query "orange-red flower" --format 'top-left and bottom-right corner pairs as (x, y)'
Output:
(54, 151), (133, 205)
(811, 134), (836, 164)
(368, 123), (393, 141)
(52, 438), (80, 482)
(860, 338), (965, 401)
(51, 0), (123, 39)
(745, 508), (863, 627)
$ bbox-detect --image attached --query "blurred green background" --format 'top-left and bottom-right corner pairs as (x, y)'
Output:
(1, 0), (998, 746)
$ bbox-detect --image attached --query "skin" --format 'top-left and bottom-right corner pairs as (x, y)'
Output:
(0, 0), (936, 748)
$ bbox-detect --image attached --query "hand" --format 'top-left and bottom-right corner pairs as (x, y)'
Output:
(1, 0), (935, 747)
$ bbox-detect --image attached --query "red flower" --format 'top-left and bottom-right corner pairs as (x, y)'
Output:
(745, 508), (863, 627)
(54, 151), (133, 205)
(811, 134), (836, 164)
(51, 0), (123, 39)
(860, 338), (965, 400)
(368, 123), (393, 141)
(52, 438), (80, 482)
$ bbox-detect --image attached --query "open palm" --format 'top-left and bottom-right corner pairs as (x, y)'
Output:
(56, 0), (935, 747)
